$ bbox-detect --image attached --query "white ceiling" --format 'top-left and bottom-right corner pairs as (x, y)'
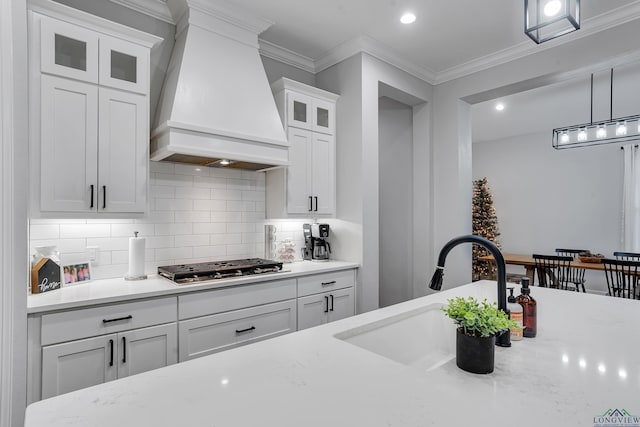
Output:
(124, 0), (640, 141)
(228, 0), (640, 82)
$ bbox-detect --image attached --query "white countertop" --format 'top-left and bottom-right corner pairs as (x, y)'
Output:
(27, 260), (359, 314)
(25, 281), (640, 427)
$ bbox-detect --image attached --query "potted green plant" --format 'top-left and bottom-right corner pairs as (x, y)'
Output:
(442, 296), (517, 374)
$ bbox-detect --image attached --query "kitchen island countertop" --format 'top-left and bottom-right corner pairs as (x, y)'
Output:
(25, 280), (640, 427)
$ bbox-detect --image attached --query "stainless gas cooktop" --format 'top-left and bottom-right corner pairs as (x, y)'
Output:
(157, 258), (284, 284)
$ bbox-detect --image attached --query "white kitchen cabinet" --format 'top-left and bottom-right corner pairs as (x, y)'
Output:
(285, 90), (336, 135)
(39, 77), (146, 213)
(40, 15), (99, 83)
(30, 296), (178, 402)
(41, 323), (177, 399)
(39, 14), (148, 94)
(267, 78), (339, 218)
(297, 270), (356, 330)
(178, 300), (296, 361)
(28, 3), (159, 215)
(297, 287), (354, 330)
(177, 278), (297, 362)
(284, 127), (335, 214)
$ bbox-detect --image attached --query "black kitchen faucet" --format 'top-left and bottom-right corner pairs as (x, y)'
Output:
(429, 234), (511, 347)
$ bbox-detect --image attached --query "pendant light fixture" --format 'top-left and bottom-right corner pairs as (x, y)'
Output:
(525, 0), (580, 44)
(552, 69), (640, 149)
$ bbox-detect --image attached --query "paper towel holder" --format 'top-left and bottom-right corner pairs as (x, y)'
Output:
(125, 231), (148, 281)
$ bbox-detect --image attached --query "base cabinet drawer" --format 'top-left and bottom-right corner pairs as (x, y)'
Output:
(178, 300), (296, 362)
(41, 296), (177, 345)
(297, 270), (355, 297)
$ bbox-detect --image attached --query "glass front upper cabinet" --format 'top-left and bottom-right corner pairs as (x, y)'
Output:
(39, 16), (148, 94)
(99, 35), (148, 94)
(40, 17), (99, 83)
(286, 92), (335, 135)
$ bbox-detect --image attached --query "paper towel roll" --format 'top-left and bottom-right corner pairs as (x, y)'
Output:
(125, 232), (147, 280)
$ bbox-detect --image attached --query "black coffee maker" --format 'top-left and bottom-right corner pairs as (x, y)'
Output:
(302, 223), (331, 261)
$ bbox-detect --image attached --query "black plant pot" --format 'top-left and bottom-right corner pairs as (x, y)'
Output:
(456, 328), (496, 374)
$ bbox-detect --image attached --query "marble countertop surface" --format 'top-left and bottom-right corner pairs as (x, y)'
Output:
(27, 260), (359, 314)
(25, 281), (640, 427)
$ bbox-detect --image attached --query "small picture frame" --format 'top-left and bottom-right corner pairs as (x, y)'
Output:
(62, 262), (92, 285)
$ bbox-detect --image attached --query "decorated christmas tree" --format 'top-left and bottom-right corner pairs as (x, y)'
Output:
(472, 177), (501, 281)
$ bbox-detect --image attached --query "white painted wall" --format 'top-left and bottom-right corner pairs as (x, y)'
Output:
(1, 0), (28, 425)
(378, 96), (413, 307)
(317, 53), (433, 313)
(472, 131), (622, 293)
(432, 19), (640, 290)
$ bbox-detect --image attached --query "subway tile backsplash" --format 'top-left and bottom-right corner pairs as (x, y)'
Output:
(29, 162), (274, 281)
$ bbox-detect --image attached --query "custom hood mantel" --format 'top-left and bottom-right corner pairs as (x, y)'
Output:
(151, 0), (288, 170)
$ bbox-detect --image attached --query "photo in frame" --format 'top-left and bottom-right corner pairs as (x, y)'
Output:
(62, 262), (92, 285)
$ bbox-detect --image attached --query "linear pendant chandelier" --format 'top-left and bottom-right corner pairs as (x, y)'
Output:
(552, 70), (640, 150)
(525, 0), (580, 44)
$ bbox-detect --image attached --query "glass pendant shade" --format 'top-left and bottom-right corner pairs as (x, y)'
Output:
(553, 115), (640, 149)
(525, 0), (580, 44)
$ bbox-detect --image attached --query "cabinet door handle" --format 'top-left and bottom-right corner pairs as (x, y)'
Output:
(109, 339), (114, 367)
(235, 326), (256, 334)
(330, 294), (334, 312)
(102, 315), (133, 324)
(90, 185), (94, 209)
(122, 337), (126, 364)
(324, 296), (329, 313)
(102, 185), (107, 209)
(314, 196), (318, 212)
(321, 280), (336, 287)
(308, 196), (313, 211)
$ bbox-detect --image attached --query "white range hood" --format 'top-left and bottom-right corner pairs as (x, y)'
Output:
(151, 0), (288, 170)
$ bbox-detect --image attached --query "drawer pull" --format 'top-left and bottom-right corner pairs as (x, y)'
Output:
(321, 280), (337, 286)
(235, 326), (256, 334)
(102, 315), (133, 324)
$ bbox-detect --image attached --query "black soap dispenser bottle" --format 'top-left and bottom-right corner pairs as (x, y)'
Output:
(517, 278), (537, 338)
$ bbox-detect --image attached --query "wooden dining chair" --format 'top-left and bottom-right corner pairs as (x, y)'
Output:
(601, 258), (640, 299)
(532, 254), (574, 290)
(555, 248), (588, 292)
(613, 251), (640, 261)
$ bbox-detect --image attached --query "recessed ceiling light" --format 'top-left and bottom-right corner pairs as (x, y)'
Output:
(543, 0), (562, 17)
(495, 103), (505, 111)
(400, 13), (416, 24)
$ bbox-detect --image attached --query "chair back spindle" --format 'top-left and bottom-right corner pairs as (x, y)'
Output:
(602, 258), (640, 299)
(533, 254), (574, 290)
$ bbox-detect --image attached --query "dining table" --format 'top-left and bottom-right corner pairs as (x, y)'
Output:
(478, 252), (605, 285)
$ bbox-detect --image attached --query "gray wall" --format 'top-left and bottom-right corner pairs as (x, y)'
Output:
(472, 132), (623, 293)
(378, 96), (413, 307)
(260, 55), (315, 86)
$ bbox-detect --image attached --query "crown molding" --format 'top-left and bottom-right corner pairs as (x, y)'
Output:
(259, 39), (315, 74)
(314, 35), (437, 84)
(106, 0), (640, 86)
(434, 0), (640, 84)
(108, 0), (174, 24)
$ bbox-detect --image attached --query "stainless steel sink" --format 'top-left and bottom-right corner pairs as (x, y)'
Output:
(334, 303), (456, 372)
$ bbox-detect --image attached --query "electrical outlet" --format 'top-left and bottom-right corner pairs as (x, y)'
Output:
(87, 246), (98, 262)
